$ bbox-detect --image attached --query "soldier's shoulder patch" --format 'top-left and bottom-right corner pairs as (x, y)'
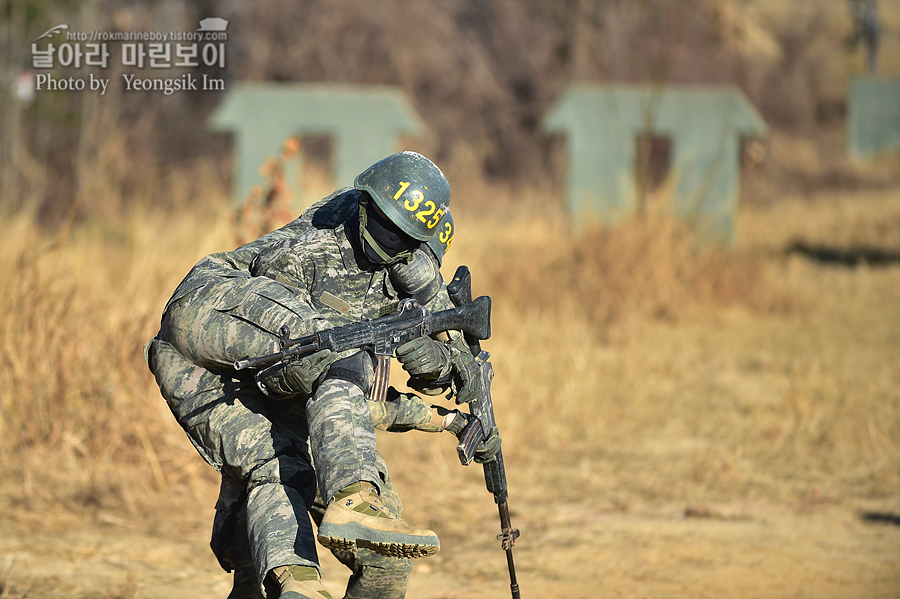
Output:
(320, 291), (352, 314)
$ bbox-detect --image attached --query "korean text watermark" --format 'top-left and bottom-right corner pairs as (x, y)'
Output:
(27, 18), (229, 97)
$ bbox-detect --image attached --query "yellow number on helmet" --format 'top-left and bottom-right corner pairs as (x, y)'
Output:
(439, 221), (453, 244)
(393, 181), (411, 200)
(415, 201), (436, 224)
(426, 208), (443, 229)
(404, 189), (423, 211)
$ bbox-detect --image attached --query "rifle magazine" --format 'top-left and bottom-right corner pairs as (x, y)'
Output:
(370, 354), (391, 403)
(456, 419), (484, 465)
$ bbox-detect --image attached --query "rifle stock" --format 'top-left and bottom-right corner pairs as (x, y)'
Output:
(432, 295), (491, 342)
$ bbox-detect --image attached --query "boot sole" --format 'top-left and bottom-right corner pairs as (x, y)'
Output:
(317, 521), (439, 558)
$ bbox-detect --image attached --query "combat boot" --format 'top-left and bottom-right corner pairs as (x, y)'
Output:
(317, 482), (440, 558)
(269, 565), (333, 599)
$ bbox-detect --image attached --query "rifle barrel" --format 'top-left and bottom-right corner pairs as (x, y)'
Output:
(233, 337), (319, 371)
(499, 501), (521, 599)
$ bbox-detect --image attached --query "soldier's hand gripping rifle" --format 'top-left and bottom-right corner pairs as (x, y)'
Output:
(233, 296), (492, 402)
(448, 265), (522, 599)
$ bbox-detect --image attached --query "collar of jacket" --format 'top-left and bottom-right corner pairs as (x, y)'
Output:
(334, 222), (360, 273)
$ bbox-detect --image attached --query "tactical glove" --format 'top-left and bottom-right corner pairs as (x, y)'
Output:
(396, 336), (451, 379)
(406, 376), (451, 396)
(448, 339), (482, 405)
(441, 409), (471, 436)
(474, 425), (502, 464)
(440, 407), (501, 460)
(255, 349), (337, 397)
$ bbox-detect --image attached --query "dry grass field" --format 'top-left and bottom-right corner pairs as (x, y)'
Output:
(0, 162), (899, 598)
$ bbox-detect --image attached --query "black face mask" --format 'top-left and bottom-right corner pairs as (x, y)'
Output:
(358, 197), (419, 265)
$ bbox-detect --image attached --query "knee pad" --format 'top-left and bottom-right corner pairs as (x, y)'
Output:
(321, 350), (375, 394)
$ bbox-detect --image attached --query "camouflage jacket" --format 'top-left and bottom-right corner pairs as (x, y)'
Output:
(162, 188), (451, 328)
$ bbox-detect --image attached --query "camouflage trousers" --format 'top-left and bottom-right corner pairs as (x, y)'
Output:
(214, 459), (413, 599)
(158, 275), (384, 501)
(148, 338), (413, 598)
(148, 338), (317, 588)
(147, 276), (398, 597)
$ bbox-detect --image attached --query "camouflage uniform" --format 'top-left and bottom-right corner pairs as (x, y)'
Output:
(246, 220), (453, 502)
(146, 189), (454, 598)
(206, 390), (444, 599)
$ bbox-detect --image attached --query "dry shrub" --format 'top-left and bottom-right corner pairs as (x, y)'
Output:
(0, 217), (142, 512)
(2, 169), (897, 524)
(0, 135), (318, 518)
(442, 188), (900, 504)
(0, 171), (232, 518)
(457, 195), (787, 329)
(547, 217), (777, 323)
(231, 136), (302, 246)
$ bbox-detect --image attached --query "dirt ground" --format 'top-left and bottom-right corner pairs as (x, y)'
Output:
(1, 459), (898, 598)
(3, 299), (900, 598)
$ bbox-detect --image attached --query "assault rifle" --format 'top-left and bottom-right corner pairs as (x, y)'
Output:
(448, 265), (522, 599)
(233, 295), (491, 402)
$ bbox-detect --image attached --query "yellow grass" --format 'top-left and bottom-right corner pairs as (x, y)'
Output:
(383, 184), (900, 513)
(0, 173), (899, 599)
(0, 174), (897, 518)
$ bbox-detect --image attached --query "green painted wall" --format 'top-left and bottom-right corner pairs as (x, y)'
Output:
(848, 79), (900, 159)
(543, 84), (767, 244)
(209, 83), (425, 204)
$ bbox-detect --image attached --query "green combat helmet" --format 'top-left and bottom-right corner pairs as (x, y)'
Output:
(355, 151), (451, 242)
(426, 208), (454, 265)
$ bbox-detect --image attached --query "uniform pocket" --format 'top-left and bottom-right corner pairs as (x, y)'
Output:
(227, 278), (323, 337)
